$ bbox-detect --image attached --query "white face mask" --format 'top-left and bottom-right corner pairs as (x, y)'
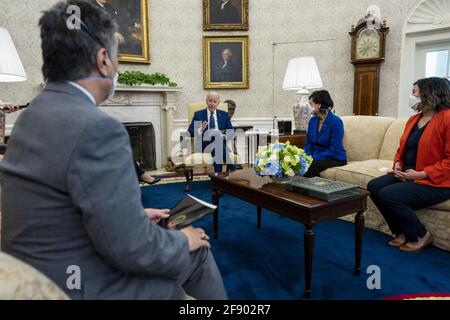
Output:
(409, 95), (420, 110)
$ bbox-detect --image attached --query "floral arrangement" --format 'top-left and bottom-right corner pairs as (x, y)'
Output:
(254, 142), (313, 178)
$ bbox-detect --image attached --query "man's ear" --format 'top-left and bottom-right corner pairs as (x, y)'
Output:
(96, 48), (110, 77)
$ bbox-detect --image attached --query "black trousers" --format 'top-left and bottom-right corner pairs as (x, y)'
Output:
(304, 159), (347, 178)
(134, 161), (144, 178)
(367, 174), (450, 242)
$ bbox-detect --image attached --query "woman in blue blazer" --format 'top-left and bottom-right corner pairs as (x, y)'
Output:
(304, 90), (347, 177)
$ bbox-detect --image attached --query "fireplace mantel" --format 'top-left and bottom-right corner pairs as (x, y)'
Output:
(100, 84), (182, 169)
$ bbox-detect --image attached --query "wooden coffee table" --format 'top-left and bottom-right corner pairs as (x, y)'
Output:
(209, 173), (370, 297)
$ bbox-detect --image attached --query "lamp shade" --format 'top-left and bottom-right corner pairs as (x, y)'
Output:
(282, 57), (322, 91)
(0, 27), (27, 82)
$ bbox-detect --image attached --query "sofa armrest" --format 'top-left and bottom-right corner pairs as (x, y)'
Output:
(0, 251), (69, 300)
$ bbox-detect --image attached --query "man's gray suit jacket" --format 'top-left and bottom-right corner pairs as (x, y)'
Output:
(0, 82), (191, 299)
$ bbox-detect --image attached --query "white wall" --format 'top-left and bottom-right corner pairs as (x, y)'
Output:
(0, 0), (419, 128)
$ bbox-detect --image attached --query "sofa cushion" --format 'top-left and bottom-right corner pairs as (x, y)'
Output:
(0, 251), (69, 300)
(330, 159), (393, 188)
(378, 118), (408, 160)
(341, 116), (395, 161)
(430, 200), (450, 211)
(320, 166), (338, 180)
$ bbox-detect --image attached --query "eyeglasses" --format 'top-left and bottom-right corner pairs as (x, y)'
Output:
(69, 14), (107, 49)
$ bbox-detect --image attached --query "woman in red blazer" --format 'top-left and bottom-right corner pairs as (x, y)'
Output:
(367, 77), (450, 253)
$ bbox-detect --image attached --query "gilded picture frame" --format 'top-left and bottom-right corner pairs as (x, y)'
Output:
(108, 0), (150, 64)
(203, 36), (249, 89)
(203, 0), (249, 31)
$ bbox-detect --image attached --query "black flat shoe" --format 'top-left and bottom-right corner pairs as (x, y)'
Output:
(140, 177), (161, 185)
(147, 178), (161, 185)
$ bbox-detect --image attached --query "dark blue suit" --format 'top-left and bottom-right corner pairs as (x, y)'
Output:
(188, 108), (235, 172)
(304, 112), (347, 177)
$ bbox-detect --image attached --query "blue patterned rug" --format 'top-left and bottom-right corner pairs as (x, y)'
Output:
(141, 181), (450, 300)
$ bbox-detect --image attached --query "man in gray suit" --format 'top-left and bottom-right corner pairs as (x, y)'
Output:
(0, 0), (227, 300)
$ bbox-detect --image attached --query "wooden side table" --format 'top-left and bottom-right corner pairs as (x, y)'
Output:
(277, 134), (307, 148)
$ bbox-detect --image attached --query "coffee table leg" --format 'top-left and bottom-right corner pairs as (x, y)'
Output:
(257, 206), (261, 228)
(354, 211), (365, 276)
(304, 226), (314, 298)
(212, 190), (220, 239)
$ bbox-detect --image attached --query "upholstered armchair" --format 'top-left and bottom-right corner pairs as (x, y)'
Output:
(175, 102), (240, 191)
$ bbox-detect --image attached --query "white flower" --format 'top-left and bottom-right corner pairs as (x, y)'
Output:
(285, 168), (295, 177)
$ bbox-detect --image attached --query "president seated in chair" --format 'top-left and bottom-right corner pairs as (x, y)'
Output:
(187, 92), (236, 173)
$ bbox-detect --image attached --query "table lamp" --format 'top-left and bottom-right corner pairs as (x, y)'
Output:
(0, 27), (27, 143)
(0, 27), (27, 82)
(282, 56), (322, 134)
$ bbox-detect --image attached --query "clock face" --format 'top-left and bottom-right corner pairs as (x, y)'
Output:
(355, 28), (381, 60)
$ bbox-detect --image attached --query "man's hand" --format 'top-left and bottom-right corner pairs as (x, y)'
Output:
(201, 121), (208, 131)
(144, 208), (170, 224)
(180, 226), (210, 252)
(1, 102), (20, 113)
(395, 169), (427, 181)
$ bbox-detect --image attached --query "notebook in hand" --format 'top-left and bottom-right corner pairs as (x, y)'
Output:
(161, 195), (217, 230)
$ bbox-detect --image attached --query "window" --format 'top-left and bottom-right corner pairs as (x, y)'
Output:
(425, 50), (449, 79)
(416, 41), (450, 80)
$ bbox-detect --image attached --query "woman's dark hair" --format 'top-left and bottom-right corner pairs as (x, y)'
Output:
(444, 78), (450, 90)
(415, 77), (450, 112)
(39, 0), (117, 82)
(309, 90), (334, 114)
(224, 99), (236, 109)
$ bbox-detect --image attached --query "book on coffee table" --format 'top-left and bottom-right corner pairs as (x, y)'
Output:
(286, 177), (359, 201)
(160, 194), (217, 230)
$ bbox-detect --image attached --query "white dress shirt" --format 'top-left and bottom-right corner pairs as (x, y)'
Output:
(67, 81), (96, 105)
(207, 109), (219, 130)
(198, 109), (220, 134)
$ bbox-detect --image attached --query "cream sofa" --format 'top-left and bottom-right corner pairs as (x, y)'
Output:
(0, 251), (69, 299)
(321, 116), (450, 252)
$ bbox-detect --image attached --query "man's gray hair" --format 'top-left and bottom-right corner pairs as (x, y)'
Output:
(206, 92), (220, 100)
(39, 0), (118, 82)
(222, 48), (233, 56)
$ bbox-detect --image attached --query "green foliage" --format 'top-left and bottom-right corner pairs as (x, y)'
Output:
(118, 71), (177, 87)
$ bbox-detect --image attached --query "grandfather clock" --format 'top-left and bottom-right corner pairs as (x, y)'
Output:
(349, 17), (389, 116)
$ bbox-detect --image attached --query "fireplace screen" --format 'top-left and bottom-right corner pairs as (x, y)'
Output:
(124, 122), (156, 171)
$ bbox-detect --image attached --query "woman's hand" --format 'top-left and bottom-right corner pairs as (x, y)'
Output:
(144, 208), (170, 224)
(388, 161), (403, 174)
(394, 169), (427, 181)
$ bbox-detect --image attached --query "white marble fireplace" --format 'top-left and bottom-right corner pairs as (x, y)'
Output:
(99, 84), (182, 169)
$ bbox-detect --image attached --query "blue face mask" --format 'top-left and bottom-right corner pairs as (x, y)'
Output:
(81, 69), (118, 99)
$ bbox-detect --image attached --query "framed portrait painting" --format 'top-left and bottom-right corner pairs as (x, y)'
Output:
(203, 0), (249, 31)
(106, 0), (150, 64)
(203, 36), (249, 89)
